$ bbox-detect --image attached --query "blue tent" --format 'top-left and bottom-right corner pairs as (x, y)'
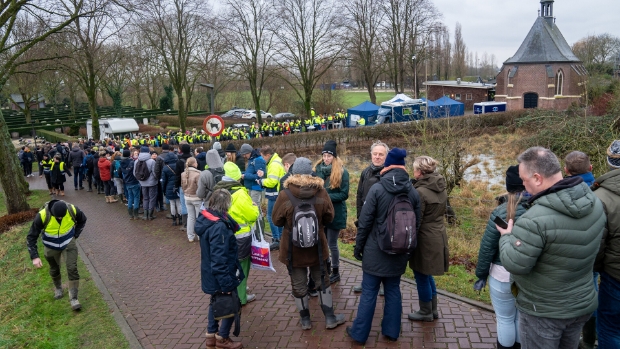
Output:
(430, 96), (464, 118)
(347, 101), (379, 127)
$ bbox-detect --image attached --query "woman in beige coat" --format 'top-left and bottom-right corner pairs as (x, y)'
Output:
(181, 157), (202, 242)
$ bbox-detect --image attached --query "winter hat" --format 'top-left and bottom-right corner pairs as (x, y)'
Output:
(607, 140), (620, 169)
(123, 149), (130, 157)
(224, 162), (242, 181)
(213, 142), (222, 150)
(384, 148), (407, 167)
(292, 157), (313, 175)
(505, 165), (525, 193)
(140, 146), (150, 153)
(181, 144), (191, 155)
(50, 201), (68, 219)
(162, 143), (170, 150)
(239, 144), (253, 156)
(225, 143), (236, 153)
(206, 149), (224, 169)
(322, 140), (338, 157)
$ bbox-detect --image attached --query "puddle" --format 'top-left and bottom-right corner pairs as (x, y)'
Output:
(463, 154), (504, 186)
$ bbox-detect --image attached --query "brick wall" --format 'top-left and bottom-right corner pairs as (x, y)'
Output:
(427, 85), (492, 112)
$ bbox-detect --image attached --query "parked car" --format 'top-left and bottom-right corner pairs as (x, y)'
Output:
(274, 112), (295, 119)
(221, 107), (247, 118)
(242, 110), (272, 119)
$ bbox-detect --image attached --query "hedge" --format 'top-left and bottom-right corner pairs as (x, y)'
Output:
(35, 129), (79, 143)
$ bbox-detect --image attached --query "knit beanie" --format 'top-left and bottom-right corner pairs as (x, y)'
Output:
(122, 149), (130, 157)
(322, 140), (337, 157)
(206, 149), (224, 169)
(50, 201), (68, 218)
(384, 148), (407, 167)
(162, 143), (170, 150)
(505, 165), (525, 193)
(607, 140), (620, 169)
(239, 144), (253, 156)
(213, 142), (222, 150)
(225, 143), (236, 153)
(181, 144), (191, 155)
(140, 146), (150, 153)
(224, 162), (242, 181)
(292, 157), (313, 175)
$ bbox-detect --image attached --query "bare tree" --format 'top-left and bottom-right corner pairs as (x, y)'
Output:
(194, 22), (231, 112)
(572, 33), (620, 73)
(452, 22), (466, 79)
(100, 43), (129, 117)
(272, 0), (345, 118)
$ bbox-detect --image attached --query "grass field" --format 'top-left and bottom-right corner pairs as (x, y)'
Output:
(341, 91), (403, 108)
(0, 191), (130, 349)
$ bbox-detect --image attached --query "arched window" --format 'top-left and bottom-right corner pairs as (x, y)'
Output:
(555, 70), (564, 95)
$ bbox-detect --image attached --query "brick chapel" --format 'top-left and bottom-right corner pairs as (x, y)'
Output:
(495, 0), (588, 110)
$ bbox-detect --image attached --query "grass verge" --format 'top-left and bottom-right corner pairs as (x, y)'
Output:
(0, 190), (130, 349)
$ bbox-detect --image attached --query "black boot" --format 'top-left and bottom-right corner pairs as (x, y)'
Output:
(269, 239), (280, 251)
(294, 295), (312, 330)
(179, 214), (188, 231)
(148, 209), (156, 220)
(141, 209), (149, 220)
(496, 339), (512, 349)
(172, 214), (178, 226)
(579, 315), (596, 349)
(128, 207), (134, 220)
(431, 294), (439, 319)
(329, 268), (340, 284)
(408, 300), (434, 322)
(318, 287), (345, 329)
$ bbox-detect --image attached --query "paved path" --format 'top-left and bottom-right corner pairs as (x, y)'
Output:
(29, 177), (497, 349)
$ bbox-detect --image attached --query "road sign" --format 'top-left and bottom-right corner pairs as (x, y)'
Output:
(203, 115), (224, 137)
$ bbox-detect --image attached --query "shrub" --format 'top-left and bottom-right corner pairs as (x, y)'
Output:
(68, 124), (81, 136)
(0, 209), (37, 235)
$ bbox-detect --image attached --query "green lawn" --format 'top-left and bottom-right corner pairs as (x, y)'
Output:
(0, 191), (130, 349)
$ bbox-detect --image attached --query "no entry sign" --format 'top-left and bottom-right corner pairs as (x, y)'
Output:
(203, 115), (224, 137)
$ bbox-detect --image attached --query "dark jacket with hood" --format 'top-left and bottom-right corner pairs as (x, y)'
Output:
(272, 175), (335, 267)
(161, 152), (180, 200)
(68, 146), (84, 168)
(593, 169), (620, 283)
(120, 156), (139, 186)
(243, 149), (266, 191)
(356, 164), (383, 219)
(195, 151), (207, 171)
(315, 162), (350, 230)
(355, 168), (422, 277)
(409, 172), (450, 276)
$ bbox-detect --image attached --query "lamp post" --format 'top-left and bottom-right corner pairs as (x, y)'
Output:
(31, 121), (37, 147)
(412, 55), (417, 99)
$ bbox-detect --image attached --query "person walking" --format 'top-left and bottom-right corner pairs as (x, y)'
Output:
(50, 154), (69, 196)
(40, 153), (54, 195)
(68, 145), (85, 190)
(475, 165), (528, 349)
(27, 200), (88, 310)
(134, 146), (158, 220)
(195, 189), (245, 349)
(314, 140), (349, 284)
(408, 156), (450, 322)
(22, 146), (34, 177)
(181, 157), (202, 242)
(347, 148), (421, 344)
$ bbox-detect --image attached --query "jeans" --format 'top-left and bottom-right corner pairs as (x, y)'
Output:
(207, 302), (234, 338)
(489, 276), (520, 347)
(413, 271), (437, 303)
(267, 198), (282, 240)
(44, 239), (79, 281)
(113, 178), (123, 197)
(598, 271), (620, 349)
(185, 199), (202, 241)
(126, 183), (141, 210)
(73, 165), (84, 188)
(156, 182), (164, 209)
(519, 312), (591, 349)
(179, 188), (188, 215)
(103, 180), (113, 196)
(326, 228), (340, 269)
(349, 272), (402, 343)
(141, 185), (158, 210)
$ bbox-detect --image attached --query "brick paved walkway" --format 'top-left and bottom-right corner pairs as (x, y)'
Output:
(29, 177), (497, 349)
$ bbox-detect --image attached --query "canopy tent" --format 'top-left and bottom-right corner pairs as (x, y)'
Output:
(384, 93), (419, 105)
(429, 96), (464, 118)
(347, 101), (379, 127)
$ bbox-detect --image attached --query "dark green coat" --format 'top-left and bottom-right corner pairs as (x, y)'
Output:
(593, 169), (620, 283)
(499, 177), (606, 319)
(315, 162), (349, 230)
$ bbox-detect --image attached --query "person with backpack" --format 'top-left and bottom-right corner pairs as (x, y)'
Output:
(407, 156), (449, 322)
(196, 150), (220, 213)
(161, 150), (181, 226)
(27, 199), (88, 311)
(314, 140), (349, 284)
(120, 149), (141, 220)
(68, 145), (85, 190)
(134, 146), (158, 220)
(271, 157), (345, 331)
(205, 149), (225, 183)
(347, 148), (421, 344)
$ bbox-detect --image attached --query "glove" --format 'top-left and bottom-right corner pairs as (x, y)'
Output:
(473, 279), (487, 292)
(353, 246), (363, 261)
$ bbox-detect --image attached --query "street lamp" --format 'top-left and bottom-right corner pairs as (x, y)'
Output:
(31, 121), (37, 147)
(412, 55), (417, 99)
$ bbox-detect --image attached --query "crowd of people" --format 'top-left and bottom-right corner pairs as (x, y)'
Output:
(24, 135), (620, 349)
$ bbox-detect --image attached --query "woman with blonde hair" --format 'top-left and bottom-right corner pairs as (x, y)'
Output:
(314, 140), (349, 284)
(181, 157), (202, 242)
(408, 156), (449, 322)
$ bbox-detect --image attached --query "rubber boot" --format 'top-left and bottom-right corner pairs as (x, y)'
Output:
(109, 195), (118, 203)
(68, 280), (81, 311)
(141, 209), (149, 220)
(329, 267), (340, 284)
(214, 334), (243, 349)
(128, 207), (135, 220)
(179, 214), (188, 231)
(205, 332), (216, 349)
(318, 287), (345, 329)
(133, 208), (140, 219)
(269, 239), (280, 251)
(294, 295), (312, 330)
(579, 315), (596, 349)
(52, 276), (63, 299)
(148, 209), (156, 220)
(172, 214), (178, 226)
(408, 301), (433, 322)
(432, 294), (439, 319)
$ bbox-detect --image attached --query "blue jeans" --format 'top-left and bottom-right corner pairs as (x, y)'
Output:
(73, 165), (84, 188)
(207, 303), (234, 338)
(126, 183), (141, 210)
(413, 271), (437, 302)
(349, 272), (402, 343)
(598, 272), (620, 349)
(489, 276), (520, 347)
(179, 188), (188, 215)
(267, 198), (282, 240)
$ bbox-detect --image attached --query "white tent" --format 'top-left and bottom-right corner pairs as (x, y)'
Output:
(383, 93), (421, 105)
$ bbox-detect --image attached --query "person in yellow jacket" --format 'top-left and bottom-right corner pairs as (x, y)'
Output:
(214, 162), (259, 305)
(256, 146), (286, 250)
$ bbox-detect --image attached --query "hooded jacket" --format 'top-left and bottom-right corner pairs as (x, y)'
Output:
(134, 152), (158, 187)
(272, 175), (334, 267)
(355, 168), (422, 277)
(499, 177), (606, 319)
(68, 146), (84, 168)
(409, 172), (450, 276)
(98, 157), (112, 181)
(315, 162), (350, 230)
(161, 152), (180, 200)
(120, 156), (139, 186)
(195, 151), (207, 171)
(243, 149), (266, 191)
(593, 169), (620, 283)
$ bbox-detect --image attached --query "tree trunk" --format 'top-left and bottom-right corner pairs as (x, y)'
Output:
(0, 109), (30, 214)
(178, 96), (186, 133)
(87, 90), (100, 140)
(368, 86), (377, 105)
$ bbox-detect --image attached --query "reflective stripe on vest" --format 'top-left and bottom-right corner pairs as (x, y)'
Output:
(39, 206), (77, 250)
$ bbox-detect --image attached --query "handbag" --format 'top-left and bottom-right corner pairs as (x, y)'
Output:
(250, 213), (276, 272)
(211, 290), (242, 337)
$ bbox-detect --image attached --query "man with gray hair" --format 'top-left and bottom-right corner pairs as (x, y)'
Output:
(497, 146), (606, 349)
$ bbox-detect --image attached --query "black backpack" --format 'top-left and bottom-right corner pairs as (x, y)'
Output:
(134, 159), (150, 181)
(209, 167), (225, 184)
(283, 189), (319, 248)
(378, 193), (417, 254)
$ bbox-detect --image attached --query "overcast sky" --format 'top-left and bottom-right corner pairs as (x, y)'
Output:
(433, 0), (620, 64)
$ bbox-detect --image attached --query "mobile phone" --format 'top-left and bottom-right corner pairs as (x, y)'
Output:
(494, 216), (508, 229)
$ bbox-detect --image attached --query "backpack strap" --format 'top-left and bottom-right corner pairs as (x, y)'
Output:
(41, 201), (77, 229)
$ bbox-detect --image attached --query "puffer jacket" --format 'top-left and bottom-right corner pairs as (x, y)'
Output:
(409, 172), (449, 276)
(181, 166), (201, 200)
(214, 179), (259, 260)
(243, 149), (265, 191)
(161, 152), (179, 200)
(475, 195), (528, 281)
(499, 177), (606, 319)
(355, 168), (422, 277)
(356, 164), (382, 219)
(120, 156), (138, 186)
(133, 152), (158, 187)
(593, 169), (620, 283)
(98, 157), (112, 181)
(272, 175), (335, 268)
(195, 209), (244, 295)
(315, 162), (350, 230)
(68, 146), (84, 168)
